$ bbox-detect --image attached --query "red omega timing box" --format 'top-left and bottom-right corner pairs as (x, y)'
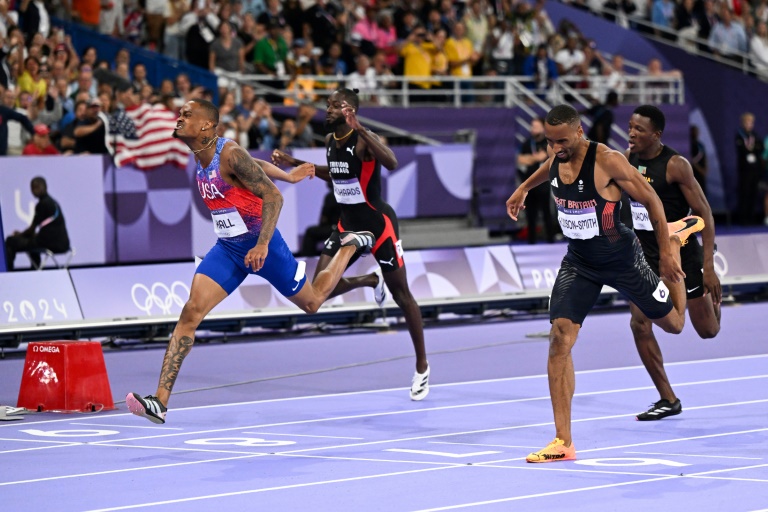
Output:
(17, 341), (116, 413)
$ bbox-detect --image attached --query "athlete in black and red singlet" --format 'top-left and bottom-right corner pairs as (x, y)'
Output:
(272, 89), (430, 401)
(625, 105), (721, 421)
(506, 104), (704, 463)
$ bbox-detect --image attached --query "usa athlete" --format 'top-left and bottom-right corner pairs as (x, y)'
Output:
(272, 89), (430, 401)
(126, 99), (376, 424)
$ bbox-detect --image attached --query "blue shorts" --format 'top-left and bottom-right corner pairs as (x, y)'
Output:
(196, 230), (307, 297)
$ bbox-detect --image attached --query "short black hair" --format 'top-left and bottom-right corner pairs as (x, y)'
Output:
(191, 98), (219, 127)
(31, 176), (47, 189)
(633, 105), (665, 133)
(334, 87), (360, 111)
(546, 104), (580, 127)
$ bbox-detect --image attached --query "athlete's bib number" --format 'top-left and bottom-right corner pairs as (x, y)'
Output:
(557, 209), (599, 240)
(211, 207), (248, 238)
(630, 201), (653, 231)
(333, 179), (365, 205)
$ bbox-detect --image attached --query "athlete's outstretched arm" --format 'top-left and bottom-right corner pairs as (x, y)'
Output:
(255, 157), (315, 184)
(668, 155), (721, 303)
(506, 158), (553, 220)
(226, 145), (284, 269)
(606, 151), (684, 284)
(271, 148), (331, 182)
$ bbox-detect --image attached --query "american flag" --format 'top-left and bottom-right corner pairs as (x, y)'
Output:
(111, 103), (190, 170)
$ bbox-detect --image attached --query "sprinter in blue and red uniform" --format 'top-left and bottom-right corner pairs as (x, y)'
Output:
(272, 89), (430, 401)
(126, 99), (376, 424)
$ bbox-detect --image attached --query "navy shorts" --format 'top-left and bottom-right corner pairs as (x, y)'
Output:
(550, 237), (674, 325)
(196, 230), (307, 297)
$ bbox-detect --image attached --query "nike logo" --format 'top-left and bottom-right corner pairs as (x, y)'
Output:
(379, 258), (395, 267)
(687, 286), (700, 293)
(291, 280), (301, 292)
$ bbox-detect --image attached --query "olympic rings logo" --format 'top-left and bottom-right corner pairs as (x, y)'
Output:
(713, 251), (728, 278)
(130, 281), (190, 315)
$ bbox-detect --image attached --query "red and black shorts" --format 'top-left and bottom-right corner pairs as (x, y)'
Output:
(321, 203), (404, 273)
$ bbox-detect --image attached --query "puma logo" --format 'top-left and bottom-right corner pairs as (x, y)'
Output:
(379, 258), (395, 267)
(346, 146), (355, 155)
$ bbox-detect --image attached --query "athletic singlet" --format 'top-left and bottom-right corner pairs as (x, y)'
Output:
(628, 145), (691, 248)
(195, 137), (263, 243)
(326, 130), (385, 226)
(549, 140), (634, 254)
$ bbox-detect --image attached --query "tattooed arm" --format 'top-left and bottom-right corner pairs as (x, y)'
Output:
(224, 143), (284, 270)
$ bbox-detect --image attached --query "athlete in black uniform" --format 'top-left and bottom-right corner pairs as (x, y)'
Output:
(272, 89), (430, 401)
(626, 105), (721, 421)
(506, 105), (704, 463)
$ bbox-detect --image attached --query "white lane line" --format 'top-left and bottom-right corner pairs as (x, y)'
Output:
(0, 437), (81, 445)
(5, 353), (766, 430)
(430, 441), (542, 449)
(413, 463), (768, 511)
(82, 466), (459, 512)
(70, 422), (184, 430)
(241, 431), (363, 440)
(0, 453), (267, 487)
(0, 444), (81, 455)
(90, 375), (768, 444)
(626, 451), (763, 460)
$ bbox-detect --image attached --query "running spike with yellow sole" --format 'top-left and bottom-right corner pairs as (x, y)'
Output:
(526, 437), (576, 463)
(668, 215), (705, 246)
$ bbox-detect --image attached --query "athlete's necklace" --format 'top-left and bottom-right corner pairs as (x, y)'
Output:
(333, 128), (354, 141)
(193, 136), (218, 155)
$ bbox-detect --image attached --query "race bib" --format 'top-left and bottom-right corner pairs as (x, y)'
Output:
(630, 201), (653, 231)
(211, 207), (248, 238)
(333, 178), (366, 205)
(557, 208), (599, 240)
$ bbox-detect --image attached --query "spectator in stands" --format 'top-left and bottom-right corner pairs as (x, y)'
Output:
(644, 58), (682, 103)
(145, 0), (167, 50)
(58, 100), (83, 154)
(4, 177), (69, 271)
(100, 0), (124, 36)
(256, 0), (285, 29)
(555, 34), (585, 79)
(109, 83), (138, 143)
(291, 103), (316, 148)
(346, 55), (377, 104)
(303, 0), (340, 51)
(22, 124), (59, 155)
(282, 0), (303, 40)
(74, 97), (110, 154)
(696, 0), (718, 53)
(209, 20), (245, 90)
(0, 86), (34, 156)
(242, 97), (277, 150)
(163, 0), (193, 60)
(185, 4), (220, 70)
(708, 5), (748, 64)
(735, 112), (765, 224)
(371, 51), (396, 106)
(18, 0), (50, 43)
(0, 0), (17, 41)
(583, 90), (619, 145)
(72, 0), (100, 30)
(237, 12), (258, 68)
(60, 89), (90, 129)
(673, 0), (698, 52)
(489, 18), (515, 76)
(36, 74), (64, 130)
(523, 43), (559, 100)
(69, 64), (98, 99)
(123, 0), (145, 45)
(651, 0), (676, 39)
(445, 22), (477, 104)
(17, 57), (47, 107)
(516, 117), (557, 244)
(690, 125), (708, 197)
(751, 20), (768, 78)
(428, 28), (449, 97)
(605, 53), (630, 102)
(400, 26), (435, 102)
(463, 0), (489, 76)
(131, 63), (149, 92)
(7, 91), (37, 155)
(254, 19), (288, 102)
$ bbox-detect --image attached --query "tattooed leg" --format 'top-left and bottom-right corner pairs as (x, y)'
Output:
(155, 334), (194, 406)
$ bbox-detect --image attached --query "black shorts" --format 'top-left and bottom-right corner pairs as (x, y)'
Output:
(550, 237), (674, 325)
(641, 237), (705, 299)
(321, 203), (404, 273)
